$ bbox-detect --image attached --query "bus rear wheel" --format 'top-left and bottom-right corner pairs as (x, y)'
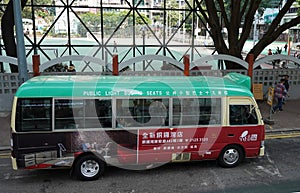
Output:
(218, 145), (244, 168)
(74, 154), (105, 181)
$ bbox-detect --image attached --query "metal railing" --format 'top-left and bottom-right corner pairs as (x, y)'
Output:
(1, 54), (300, 112)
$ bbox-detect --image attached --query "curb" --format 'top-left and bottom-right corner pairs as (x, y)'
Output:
(265, 128), (300, 133)
(0, 112), (10, 118)
(0, 146), (11, 152)
(266, 130), (300, 139)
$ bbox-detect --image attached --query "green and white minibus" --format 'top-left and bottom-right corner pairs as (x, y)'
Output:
(11, 73), (265, 180)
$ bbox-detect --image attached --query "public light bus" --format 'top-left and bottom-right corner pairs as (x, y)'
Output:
(11, 73), (265, 180)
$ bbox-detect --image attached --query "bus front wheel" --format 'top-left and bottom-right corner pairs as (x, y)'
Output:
(74, 154), (105, 181)
(218, 145), (244, 168)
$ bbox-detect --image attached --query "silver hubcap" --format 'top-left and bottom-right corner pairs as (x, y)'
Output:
(81, 160), (99, 178)
(223, 148), (239, 165)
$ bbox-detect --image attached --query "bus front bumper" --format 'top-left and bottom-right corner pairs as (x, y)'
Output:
(11, 157), (18, 170)
(259, 146), (265, 156)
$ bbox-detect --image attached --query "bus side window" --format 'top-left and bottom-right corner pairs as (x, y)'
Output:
(55, 99), (77, 129)
(173, 98), (221, 126)
(229, 105), (258, 125)
(148, 100), (167, 126)
(180, 98), (199, 125)
(16, 98), (52, 132)
(55, 99), (113, 129)
(95, 99), (112, 128)
(116, 99), (168, 128)
(199, 98), (221, 125)
(172, 100), (179, 126)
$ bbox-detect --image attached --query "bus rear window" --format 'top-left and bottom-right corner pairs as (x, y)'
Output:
(16, 98), (52, 132)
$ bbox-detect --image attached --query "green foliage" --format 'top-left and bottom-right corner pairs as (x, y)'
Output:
(297, 0), (300, 15)
(79, 10), (151, 28)
(22, 0), (53, 19)
(77, 10), (151, 36)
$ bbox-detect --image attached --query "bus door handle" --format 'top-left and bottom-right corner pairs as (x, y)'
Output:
(228, 134), (234, 137)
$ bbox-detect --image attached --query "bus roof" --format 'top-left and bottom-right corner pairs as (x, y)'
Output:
(15, 73), (253, 98)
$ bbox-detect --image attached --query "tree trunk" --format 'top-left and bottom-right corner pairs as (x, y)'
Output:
(1, 0), (28, 73)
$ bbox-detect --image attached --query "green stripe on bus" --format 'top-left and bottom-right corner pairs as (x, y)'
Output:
(15, 73), (253, 98)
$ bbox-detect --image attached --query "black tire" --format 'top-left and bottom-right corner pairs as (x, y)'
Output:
(74, 154), (105, 181)
(218, 145), (244, 168)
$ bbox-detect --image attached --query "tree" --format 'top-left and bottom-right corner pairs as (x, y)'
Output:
(118, 10), (152, 26)
(166, 0), (180, 28)
(1, 0), (28, 72)
(1, 0), (51, 72)
(77, 12), (102, 37)
(196, 0), (300, 69)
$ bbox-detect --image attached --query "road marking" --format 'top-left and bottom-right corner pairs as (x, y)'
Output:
(266, 131), (300, 139)
(244, 169), (256, 180)
(210, 169), (226, 190)
(256, 152), (282, 177)
(0, 153), (10, 159)
(4, 174), (28, 180)
(256, 165), (282, 177)
(0, 164), (10, 167)
(265, 151), (282, 177)
(4, 173), (10, 180)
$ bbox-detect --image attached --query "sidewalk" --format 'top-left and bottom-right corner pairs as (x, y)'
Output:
(0, 112), (11, 151)
(1, 100), (300, 150)
(258, 99), (300, 132)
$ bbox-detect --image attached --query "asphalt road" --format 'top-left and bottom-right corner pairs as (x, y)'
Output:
(0, 137), (300, 193)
